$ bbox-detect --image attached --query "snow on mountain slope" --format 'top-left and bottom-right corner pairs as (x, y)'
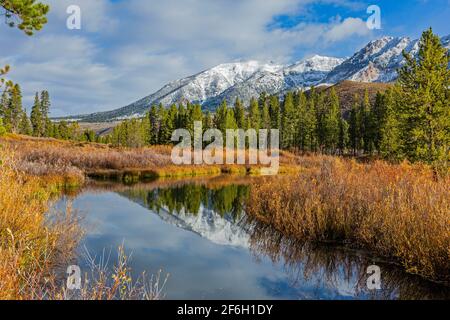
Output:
(57, 34), (449, 122)
(155, 205), (250, 248)
(324, 36), (414, 83)
(203, 55), (344, 109)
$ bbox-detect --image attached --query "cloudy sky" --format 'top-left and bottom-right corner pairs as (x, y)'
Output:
(1, 0), (449, 116)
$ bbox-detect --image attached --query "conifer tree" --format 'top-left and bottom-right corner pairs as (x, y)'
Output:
(1, 0), (50, 36)
(281, 92), (296, 149)
(0, 90), (11, 131)
(149, 105), (160, 145)
(338, 117), (350, 155)
(349, 94), (361, 156)
(215, 100), (229, 134)
(397, 28), (450, 165)
(324, 88), (341, 154)
(30, 92), (43, 136)
(261, 103), (271, 130)
(269, 95), (281, 129)
(19, 109), (31, 135)
(380, 88), (402, 160)
(305, 92), (318, 152)
(361, 89), (375, 154)
(40, 90), (51, 135)
(233, 97), (246, 129)
(372, 92), (387, 151)
(248, 97), (260, 132)
(157, 105), (170, 145)
(9, 84), (23, 133)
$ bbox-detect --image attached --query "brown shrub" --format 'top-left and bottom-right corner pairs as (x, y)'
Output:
(246, 157), (450, 283)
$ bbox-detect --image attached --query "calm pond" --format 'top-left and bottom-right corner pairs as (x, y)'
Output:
(57, 177), (449, 300)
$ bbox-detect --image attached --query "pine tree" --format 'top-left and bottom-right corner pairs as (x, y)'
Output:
(349, 94), (361, 156)
(215, 100), (229, 134)
(281, 92), (296, 149)
(397, 28), (450, 165)
(142, 111), (153, 145)
(40, 90), (51, 136)
(372, 92), (387, 151)
(269, 95), (280, 129)
(248, 97), (260, 132)
(57, 120), (69, 140)
(9, 84), (23, 133)
(296, 91), (308, 151)
(157, 105), (170, 144)
(338, 117), (350, 155)
(0, 90), (10, 132)
(1, 0), (50, 36)
(203, 111), (214, 131)
(315, 91), (327, 151)
(380, 88), (402, 160)
(305, 92), (318, 152)
(30, 93), (43, 136)
(324, 88), (341, 154)
(19, 109), (32, 135)
(361, 89), (375, 154)
(261, 102), (271, 130)
(149, 105), (160, 145)
(233, 97), (246, 129)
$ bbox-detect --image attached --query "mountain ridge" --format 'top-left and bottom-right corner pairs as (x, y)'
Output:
(57, 34), (449, 123)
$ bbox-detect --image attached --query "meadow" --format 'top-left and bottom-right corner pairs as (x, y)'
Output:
(0, 133), (448, 299)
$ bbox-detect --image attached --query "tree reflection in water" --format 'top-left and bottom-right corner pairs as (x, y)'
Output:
(245, 218), (450, 300)
(78, 178), (449, 300)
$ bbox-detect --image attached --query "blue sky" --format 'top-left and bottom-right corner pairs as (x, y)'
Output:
(1, 0), (449, 116)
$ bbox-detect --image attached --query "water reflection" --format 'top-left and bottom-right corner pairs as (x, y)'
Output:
(66, 178), (449, 300)
(246, 219), (450, 300)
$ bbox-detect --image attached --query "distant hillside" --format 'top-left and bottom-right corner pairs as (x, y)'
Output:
(314, 81), (392, 115)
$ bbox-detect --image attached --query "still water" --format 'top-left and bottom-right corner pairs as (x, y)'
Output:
(58, 178), (449, 300)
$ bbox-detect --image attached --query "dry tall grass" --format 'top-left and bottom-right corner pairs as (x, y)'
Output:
(1, 135), (300, 180)
(246, 157), (450, 283)
(0, 147), (167, 300)
(0, 150), (81, 299)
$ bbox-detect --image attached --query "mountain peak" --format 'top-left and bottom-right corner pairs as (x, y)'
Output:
(56, 33), (449, 122)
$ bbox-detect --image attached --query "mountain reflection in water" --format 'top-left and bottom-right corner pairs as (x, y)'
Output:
(64, 178), (449, 300)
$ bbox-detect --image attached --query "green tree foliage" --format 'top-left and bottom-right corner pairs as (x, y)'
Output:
(30, 92), (43, 136)
(348, 94), (361, 156)
(281, 92), (296, 149)
(323, 88), (341, 153)
(248, 97), (260, 132)
(397, 28), (450, 166)
(19, 108), (31, 135)
(0, 118), (6, 136)
(1, 0), (50, 35)
(233, 98), (246, 129)
(380, 88), (402, 160)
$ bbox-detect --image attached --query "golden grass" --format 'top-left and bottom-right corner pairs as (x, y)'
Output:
(1, 134), (300, 182)
(0, 147), (167, 300)
(0, 150), (82, 299)
(246, 156), (450, 283)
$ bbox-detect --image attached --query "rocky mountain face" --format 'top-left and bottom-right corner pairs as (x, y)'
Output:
(60, 34), (449, 122)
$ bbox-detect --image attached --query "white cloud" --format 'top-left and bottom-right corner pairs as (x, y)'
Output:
(1, 0), (373, 116)
(324, 17), (371, 42)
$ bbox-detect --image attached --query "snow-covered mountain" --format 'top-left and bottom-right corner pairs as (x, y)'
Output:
(155, 205), (250, 248)
(59, 34), (449, 122)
